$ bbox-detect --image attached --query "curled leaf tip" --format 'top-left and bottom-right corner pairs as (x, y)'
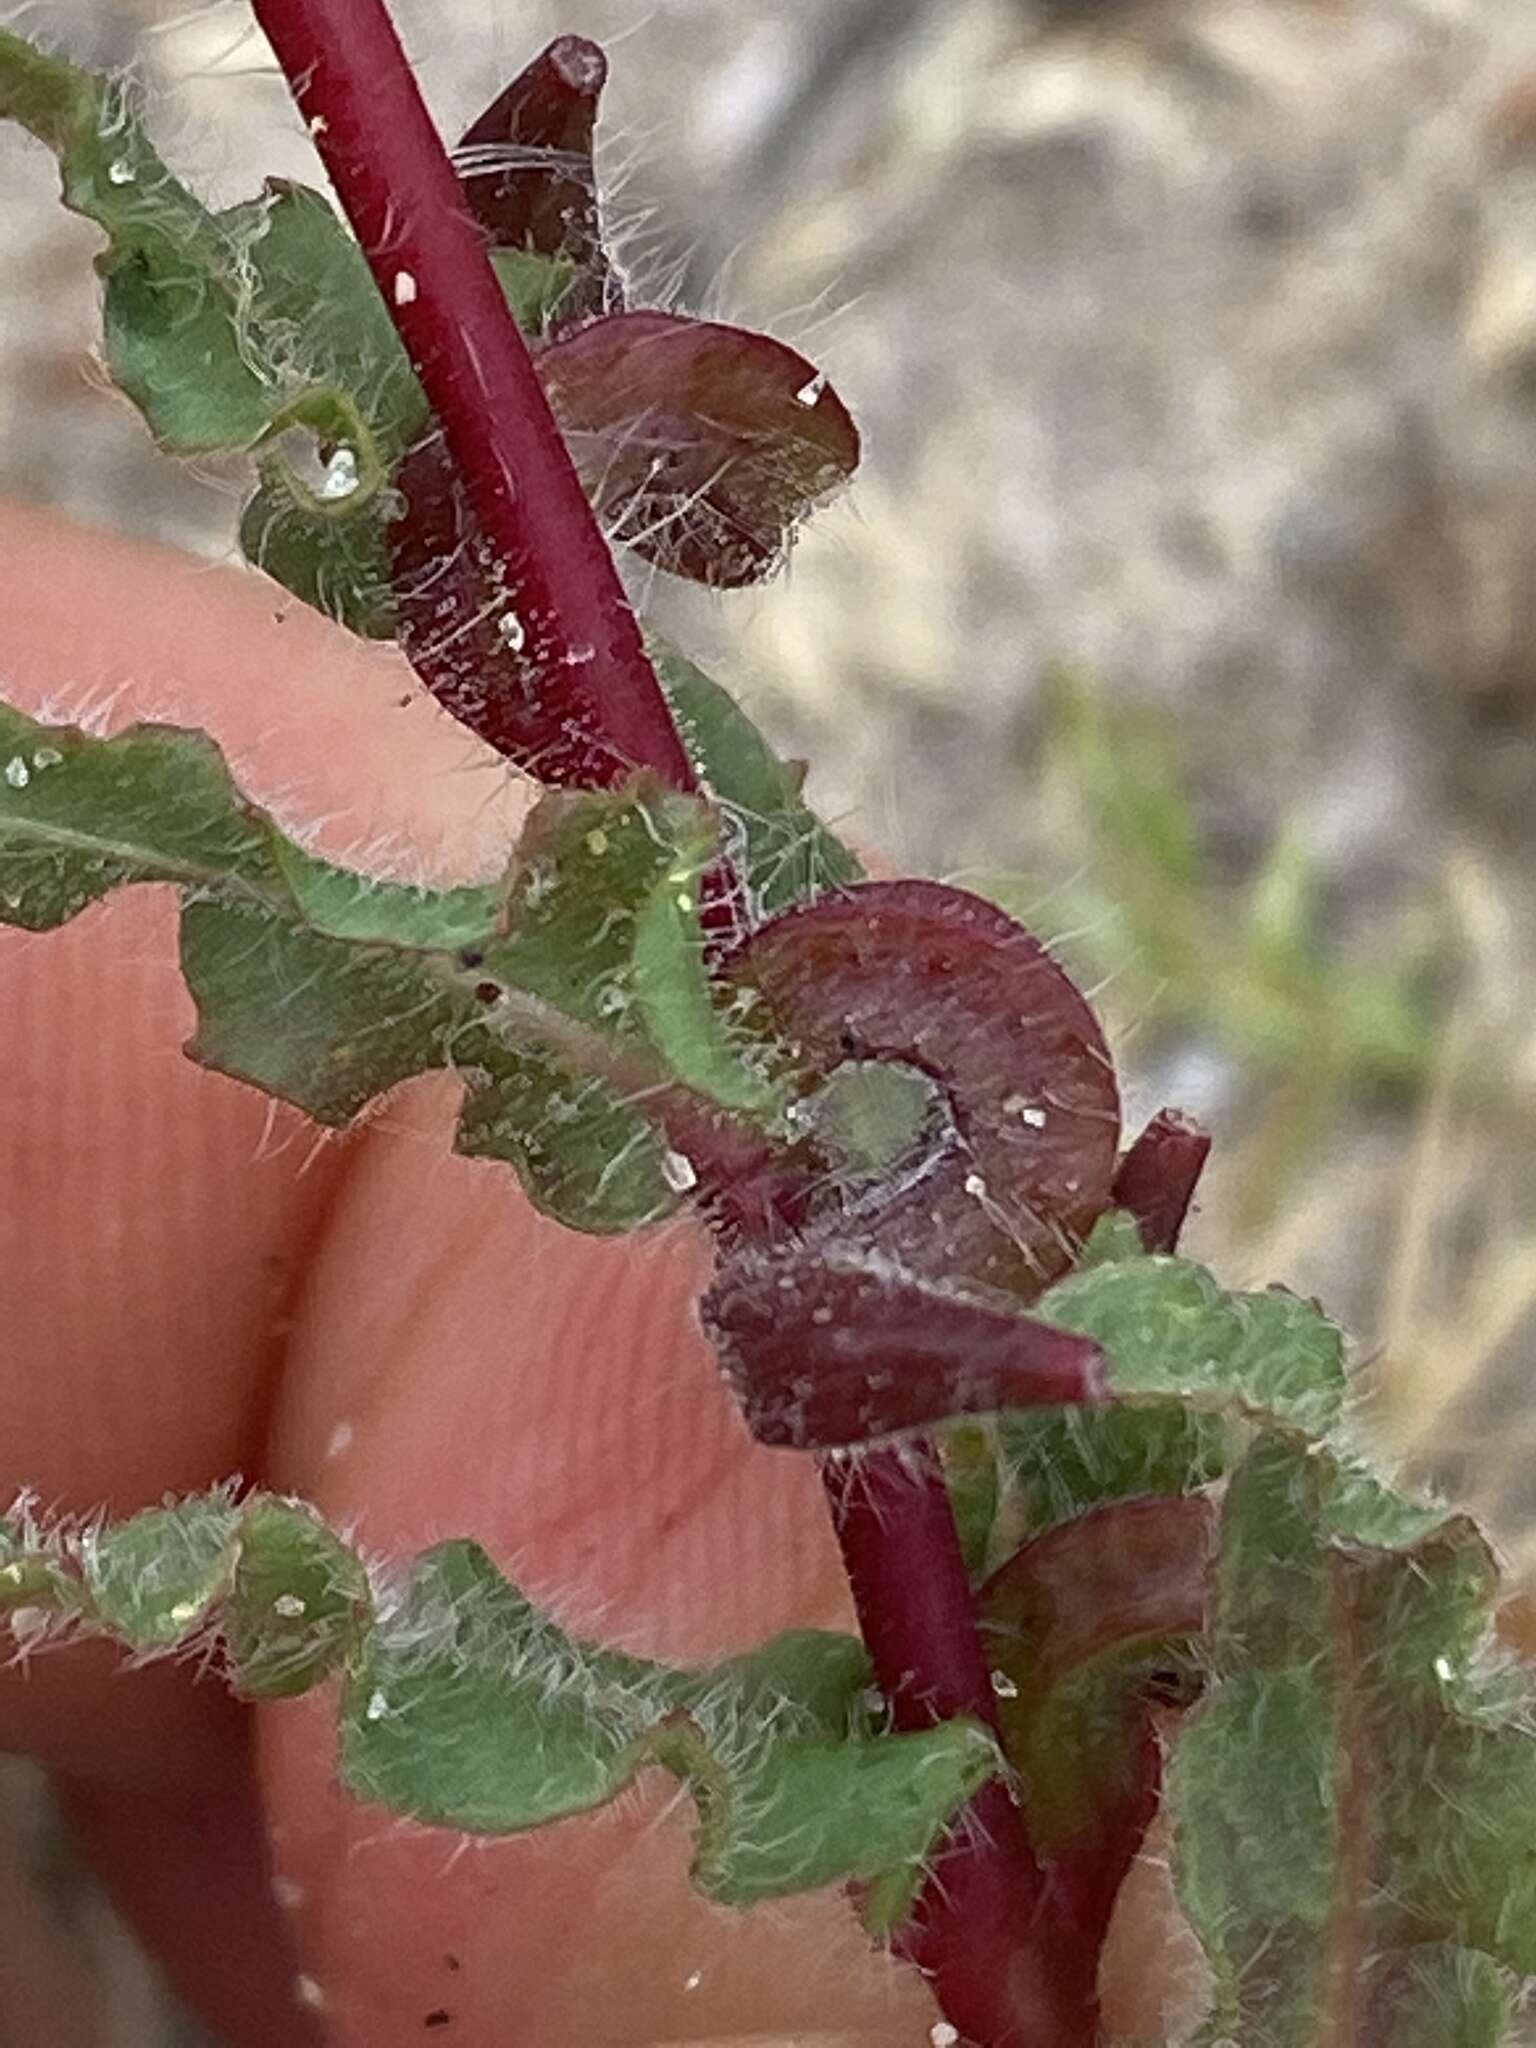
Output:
(725, 878), (1121, 1294)
(455, 33), (614, 314)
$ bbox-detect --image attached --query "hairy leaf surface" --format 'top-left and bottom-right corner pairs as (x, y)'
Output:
(1169, 1432), (1536, 2046)
(0, 707), (783, 1231)
(340, 1540), (997, 1913)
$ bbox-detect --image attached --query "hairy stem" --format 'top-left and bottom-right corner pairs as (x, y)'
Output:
(823, 1447), (1098, 2045)
(249, 0), (694, 790)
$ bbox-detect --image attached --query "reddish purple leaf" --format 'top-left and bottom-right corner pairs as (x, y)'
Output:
(699, 880), (1121, 1448)
(389, 432), (657, 789)
(979, 1492), (1214, 1697)
(724, 879), (1122, 1295)
(388, 309), (859, 773)
(1111, 1107), (1210, 1254)
(537, 311), (860, 587)
(978, 1494), (1216, 1960)
(455, 34), (617, 318)
(703, 1251), (1105, 1449)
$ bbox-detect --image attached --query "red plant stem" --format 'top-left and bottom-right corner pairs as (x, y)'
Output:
(249, 0), (695, 792)
(822, 1447), (1098, 2045)
(823, 1445), (999, 1731)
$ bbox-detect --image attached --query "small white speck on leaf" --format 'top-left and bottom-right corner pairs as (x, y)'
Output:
(794, 372), (827, 408)
(661, 1150), (697, 1194)
(683, 1970), (703, 1991)
(272, 1874), (306, 1910)
(107, 158), (135, 185)
(1003, 1094), (1047, 1126)
(365, 1689), (390, 1722)
(31, 747), (62, 770)
(307, 113), (328, 136)
(317, 446), (359, 501)
(930, 2025), (960, 2047)
(325, 1421), (354, 1461)
(273, 1593), (307, 1619)
(497, 609), (527, 653)
(294, 1974), (327, 2010)
(392, 268), (418, 306)
(4, 757), (30, 789)
(963, 1172), (988, 1198)
(990, 1669), (1019, 1699)
(1434, 1655), (1454, 1682)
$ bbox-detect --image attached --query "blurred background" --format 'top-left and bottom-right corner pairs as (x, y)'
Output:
(6, 0), (1536, 2037)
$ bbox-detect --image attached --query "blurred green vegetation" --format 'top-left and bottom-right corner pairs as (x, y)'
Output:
(968, 669), (1445, 1223)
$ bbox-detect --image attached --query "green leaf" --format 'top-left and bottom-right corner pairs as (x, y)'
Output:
(491, 246), (580, 335)
(659, 1710), (999, 1916)
(631, 829), (781, 1115)
(81, 1496), (240, 1649)
(0, 39), (421, 457)
(1037, 1254), (1349, 1442)
(0, 1518), (79, 1616)
(940, 1422), (1005, 1578)
(453, 1046), (677, 1232)
(238, 441), (399, 639)
(0, 702), (769, 1233)
(651, 641), (861, 915)
(0, 33), (426, 635)
(1356, 1946), (1516, 2048)
(180, 895), (467, 1124)
(455, 773), (797, 1223)
(1033, 1253), (1448, 1552)
(675, 1630), (873, 1725)
(5, 1491), (993, 1923)
(264, 835), (503, 952)
(997, 1402), (1228, 1545)
(0, 29), (271, 450)
(337, 1540), (689, 1829)
(1077, 1207), (1150, 1267)
(340, 1541), (995, 1914)
(225, 1499), (372, 1699)
(0, 707), (275, 928)
(1170, 1432), (1536, 2046)
(233, 180), (424, 458)
(229, 183), (431, 636)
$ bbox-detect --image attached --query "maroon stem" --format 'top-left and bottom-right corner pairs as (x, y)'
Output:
(823, 1448), (1098, 2045)
(249, 0), (695, 791)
